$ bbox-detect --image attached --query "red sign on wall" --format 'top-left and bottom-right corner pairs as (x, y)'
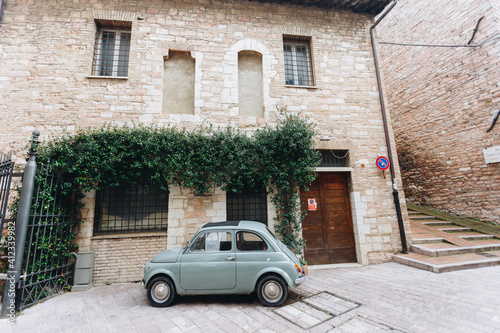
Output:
(308, 199), (317, 211)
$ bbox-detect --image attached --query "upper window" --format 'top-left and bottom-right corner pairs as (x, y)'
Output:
(283, 36), (313, 86)
(94, 182), (168, 234)
(92, 20), (132, 77)
(226, 186), (267, 225)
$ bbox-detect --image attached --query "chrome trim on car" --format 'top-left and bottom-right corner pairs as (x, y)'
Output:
(295, 275), (306, 285)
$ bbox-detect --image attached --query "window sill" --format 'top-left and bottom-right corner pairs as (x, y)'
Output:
(92, 231), (167, 240)
(285, 84), (318, 89)
(87, 75), (128, 80)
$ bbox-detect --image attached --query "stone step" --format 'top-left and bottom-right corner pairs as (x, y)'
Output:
(413, 237), (445, 244)
(468, 238), (500, 246)
(460, 234), (495, 241)
(392, 250), (500, 273)
(421, 221), (455, 227)
(409, 215), (439, 220)
(438, 227), (473, 233)
(410, 243), (500, 257)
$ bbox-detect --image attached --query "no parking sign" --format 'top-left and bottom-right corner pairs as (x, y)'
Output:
(376, 156), (390, 171)
(308, 199), (317, 211)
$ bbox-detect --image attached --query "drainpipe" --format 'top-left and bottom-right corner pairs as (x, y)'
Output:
(370, 0), (408, 254)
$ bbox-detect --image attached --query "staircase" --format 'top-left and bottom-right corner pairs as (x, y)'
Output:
(392, 207), (500, 273)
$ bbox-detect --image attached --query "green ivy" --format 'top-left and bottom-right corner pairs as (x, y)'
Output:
(29, 110), (320, 261)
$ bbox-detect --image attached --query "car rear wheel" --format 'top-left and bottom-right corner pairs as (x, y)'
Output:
(256, 275), (288, 307)
(147, 276), (176, 307)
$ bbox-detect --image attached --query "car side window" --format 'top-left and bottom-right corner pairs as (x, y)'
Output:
(236, 232), (268, 251)
(190, 233), (206, 251)
(191, 232), (232, 252)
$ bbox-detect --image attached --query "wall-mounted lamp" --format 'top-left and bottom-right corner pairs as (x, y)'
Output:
(320, 135), (331, 141)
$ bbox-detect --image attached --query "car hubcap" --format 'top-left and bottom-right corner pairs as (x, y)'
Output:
(262, 281), (282, 302)
(152, 282), (170, 303)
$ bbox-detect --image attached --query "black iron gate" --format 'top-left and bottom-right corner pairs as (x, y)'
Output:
(0, 153), (14, 231)
(20, 163), (75, 309)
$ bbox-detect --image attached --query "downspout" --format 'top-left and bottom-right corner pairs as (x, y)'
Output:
(370, 0), (408, 254)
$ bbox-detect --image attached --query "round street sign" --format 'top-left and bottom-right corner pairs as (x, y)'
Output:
(376, 156), (390, 171)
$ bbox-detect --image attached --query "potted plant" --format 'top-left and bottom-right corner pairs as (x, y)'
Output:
(300, 258), (308, 276)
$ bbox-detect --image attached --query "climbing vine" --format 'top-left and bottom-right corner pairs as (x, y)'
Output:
(30, 111), (321, 258)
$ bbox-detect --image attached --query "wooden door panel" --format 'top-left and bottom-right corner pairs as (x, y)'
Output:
(305, 251), (330, 265)
(324, 183), (345, 191)
(300, 172), (357, 265)
(325, 211), (348, 219)
(329, 250), (357, 263)
(327, 233), (354, 247)
(302, 220), (325, 250)
(324, 198), (347, 206)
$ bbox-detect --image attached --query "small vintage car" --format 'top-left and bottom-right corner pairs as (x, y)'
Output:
(142, 220), (306, 307)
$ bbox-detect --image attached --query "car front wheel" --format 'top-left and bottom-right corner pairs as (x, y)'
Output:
(147, 276), (176, 307)
(256, 275), (288, 307)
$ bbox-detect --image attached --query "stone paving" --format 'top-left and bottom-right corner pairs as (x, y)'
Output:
(1, 262), (500, 332)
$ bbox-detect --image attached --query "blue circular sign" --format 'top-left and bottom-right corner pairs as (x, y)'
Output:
(376, 156), (390, 170)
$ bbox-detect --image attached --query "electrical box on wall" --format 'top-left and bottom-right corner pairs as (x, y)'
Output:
(72, 252), (94, 291)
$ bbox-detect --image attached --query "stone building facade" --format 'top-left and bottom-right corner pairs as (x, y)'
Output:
(377, 0), (500, 224)
(0, 0), (410, 284)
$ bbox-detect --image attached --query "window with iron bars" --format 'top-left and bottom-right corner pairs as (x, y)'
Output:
(226, 186), (268, 225)
(283, 37), (314, 86)
(94, 183), (168, 234)
(92, 20), (131, 77)
(318, 150), (349, 167)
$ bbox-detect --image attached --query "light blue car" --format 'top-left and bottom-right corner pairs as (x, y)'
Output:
(142, 220), (306, 307)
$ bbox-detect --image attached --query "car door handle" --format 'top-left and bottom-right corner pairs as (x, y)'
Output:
(225, 256), (236, 261)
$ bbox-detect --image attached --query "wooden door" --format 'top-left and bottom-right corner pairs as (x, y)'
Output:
(300, 173), (357, 265)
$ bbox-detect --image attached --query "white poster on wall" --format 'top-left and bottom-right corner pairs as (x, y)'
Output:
(483, 146), (500, 164)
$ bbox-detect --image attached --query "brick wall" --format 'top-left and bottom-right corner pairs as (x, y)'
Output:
(91, 233), (167, 284)
(377, 0), (500, 224)
(1, 0), (411, 283)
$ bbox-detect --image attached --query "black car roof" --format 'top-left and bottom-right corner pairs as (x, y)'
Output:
(203, 221), (241, 228)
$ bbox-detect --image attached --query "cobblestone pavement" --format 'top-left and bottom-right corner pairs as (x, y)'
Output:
(1, 262), (500, 332)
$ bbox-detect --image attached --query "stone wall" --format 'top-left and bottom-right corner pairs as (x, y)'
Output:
(377, 0), (500, 224)
(1, 0), (411, 283)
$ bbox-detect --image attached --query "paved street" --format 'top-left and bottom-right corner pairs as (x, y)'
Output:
(1, 262), (500, 332)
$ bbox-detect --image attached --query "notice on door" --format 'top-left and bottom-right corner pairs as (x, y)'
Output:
(484, 146), (500, 164)
(308, 199), (317, 211)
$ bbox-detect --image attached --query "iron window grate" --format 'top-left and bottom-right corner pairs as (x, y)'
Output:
(284, 37), (313, 86)
(92, 24), (131, 77)
(227, 186), (267, 225)
(319, 150), (348, 167)
(94, 183), (168, 234)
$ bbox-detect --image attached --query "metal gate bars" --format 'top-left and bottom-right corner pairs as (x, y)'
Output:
(21, 163), (76, 309)
(1, 131), (76, 318)
(0, 153), (14, 231)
